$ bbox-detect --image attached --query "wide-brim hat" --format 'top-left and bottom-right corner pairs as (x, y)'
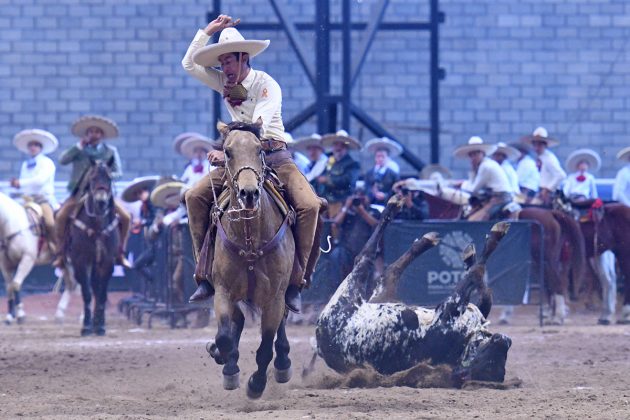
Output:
(566, 148), (601, 172)
(453, 136), (497, 159)
(121, 176), (160, 203)
(363, 137), (403, 157)
(179, 135), (219, 159)
(290, 134), (323, 154)
(493, 142), (520, 161)
(509, 142), (530, 155)
(617, 146), (630, 162)
(419, 164), (452, 181)
(193, 27), (270, 68)
(173, 132), (206, 154)
(71, 115), (119, 139)
(13, 129), (58, 154)
(520, 126), (559, 147)
(150, 178), (186, 209)
(321, 130), (361, 151)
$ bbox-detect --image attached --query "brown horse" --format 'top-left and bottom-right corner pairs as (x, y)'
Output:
(205, 120), (295, 399)
(421, 191), (585, 324)
(577, 202), (630, 323)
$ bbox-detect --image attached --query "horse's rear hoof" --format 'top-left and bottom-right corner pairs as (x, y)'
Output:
(274, 366), (292, 384)
(81, 327), (93, 336)
(247, 375), (266, 399)
(223, 372), (240, 390)
(95, 327), (106, 336)
(16, 316), (25, 325)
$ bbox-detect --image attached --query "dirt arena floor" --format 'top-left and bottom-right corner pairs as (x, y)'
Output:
(1, 292), (629, 419)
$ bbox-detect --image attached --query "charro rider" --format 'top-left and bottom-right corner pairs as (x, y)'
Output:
(521, 127), (566, 206)
(454, 136), (514, 221)
(181, 14), (321, 312)
(563, 148), (600, 202)
(9, 129), (59, 254)
(53, 115), (131, 268)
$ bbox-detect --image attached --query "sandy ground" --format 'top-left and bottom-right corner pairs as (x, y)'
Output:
(1, 292), (630, 419)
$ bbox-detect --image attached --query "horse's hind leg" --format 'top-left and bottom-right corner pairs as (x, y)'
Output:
(75, 268), (93, 336)
(247, 302), (285, 399)
(273, 316), (292, 383)
(92, 267), (112, 336)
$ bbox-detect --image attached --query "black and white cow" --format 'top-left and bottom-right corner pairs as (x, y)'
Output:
(315, 198), (512, 386)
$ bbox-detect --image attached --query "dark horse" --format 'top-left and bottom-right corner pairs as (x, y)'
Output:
(204, 119), (296, 399)
(66, 161), (119, 336)
(576, 201), (630, 324)
(421, 191), (585, 324)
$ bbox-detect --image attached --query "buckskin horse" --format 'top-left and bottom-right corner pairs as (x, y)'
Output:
(0, 191), (54, 324)
(64, 161), (120, 336)
(419, 189), (585, 324)
(203, 120), (297, 399)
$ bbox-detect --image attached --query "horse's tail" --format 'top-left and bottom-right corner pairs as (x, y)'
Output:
(552, 210), (586, 294)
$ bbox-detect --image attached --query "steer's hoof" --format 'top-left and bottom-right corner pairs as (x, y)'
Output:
(274, 366), (293, 384)
(222, 372), (240, 390)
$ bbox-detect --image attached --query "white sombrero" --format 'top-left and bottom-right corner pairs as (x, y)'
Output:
(290, 134), (324, 154)
(13, 129), (59, 154)
(419, 164), (452, 181)
(617, 146), (630, 162)
(71, 115), (119, 139)
(565, 148), (601, 172)
(150, 178), (186, 209)
(121, 176), (160, 203)
(173, 132), (206, 154)
(493, 142), (520, 161)
(453, 136), (497, 159)
(179, 134), (219, 159)
(520, 126), (559, 147)
(193, 28), (270, 68)
(321, 130), (361, 151)
(363, 137), (403, 157)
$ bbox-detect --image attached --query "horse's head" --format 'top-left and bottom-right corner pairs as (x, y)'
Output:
(87, 160), (113, 213)
(218, 118), (265, 211)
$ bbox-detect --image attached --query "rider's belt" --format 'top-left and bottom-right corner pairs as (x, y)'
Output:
(261, 138), (287, 153)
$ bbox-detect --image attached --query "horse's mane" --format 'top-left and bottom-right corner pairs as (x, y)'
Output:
(225, 121), (261, 140)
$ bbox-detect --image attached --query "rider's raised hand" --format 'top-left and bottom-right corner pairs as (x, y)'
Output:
(207, 150), (225, 165)
(204, 14), (241, 36)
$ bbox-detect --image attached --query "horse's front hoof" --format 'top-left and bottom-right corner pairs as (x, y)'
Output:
(616, 318), (630, 325)
(206, 342), (225, 365)
(222, 372), (240, 390)
(16, 316), (25, 325)
(274, 366), (292, 384)
(246, 374), (266, 399)
(81, 327), (93, 336)
(95, 327), (106, 336)
(5, 314), (14, 325)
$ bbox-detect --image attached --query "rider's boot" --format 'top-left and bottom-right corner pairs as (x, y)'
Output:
(189, 277), (215, 303)
(285, 284), (302, 314)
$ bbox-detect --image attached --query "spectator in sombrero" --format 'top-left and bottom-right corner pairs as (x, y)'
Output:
(491, 142), (520, 195)
(173, 132), (217, 188)
(521, 127), (566, 205)
(290, 133), (328, 195)
(563, 148), (600, 202)
(363, 137), (401, 205)
(613, 146), (630, 206)
(510, 142), (540, 202)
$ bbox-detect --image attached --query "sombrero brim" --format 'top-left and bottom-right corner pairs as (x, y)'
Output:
(566, 150), (601, 172)
(493, 146), (520, 161)
(289, 137), (324, 154)
(617, 146), (630, 161)
(150, 182), (186, 209)
(173, 132), (204, 154)
(71, 115), (119, 139)
(453, 144), (497, 159)
(180, 137), (218, 159)
(364, 140), (403, 157)
(121, 176), (159, 203)
(419, 164), (452, 180)
(321, 134), (361, 151)
(520, 135), (559, 147)
(193, 40), (270, 68)
(13, 129), (58, 154)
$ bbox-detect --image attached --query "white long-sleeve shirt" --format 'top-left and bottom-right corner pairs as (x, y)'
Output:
(182, 30), (285, 142)
(181, 159), (213, 188)
(613, 165), (630, 206)
(516, 154), (540, 192)
(303, 154), (328, 182)
(538, 149), (566, 191)
(501, 160), (520, 194)
(462, 157), (511, 195)
(16, 153), (58, 208)
(563, 172), (598, 199)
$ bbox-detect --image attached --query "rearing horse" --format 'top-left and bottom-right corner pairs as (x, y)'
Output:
(206, 120), (295, 399)
(65, 161), (120, 336)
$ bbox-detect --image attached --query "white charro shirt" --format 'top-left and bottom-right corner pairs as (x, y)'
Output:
(181, 159), (214, 188)
(501, 160), (520, 194)
(613, 165), (630, 206)
(538, 149), (566, 191)
(182, 30), (285, 142)
(17, 153), (58, 208)
(563, 172), (598, 199)
(303, 153), (329, 182)
(462, 157), (511, 195)
(516, 154), (540, 192)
